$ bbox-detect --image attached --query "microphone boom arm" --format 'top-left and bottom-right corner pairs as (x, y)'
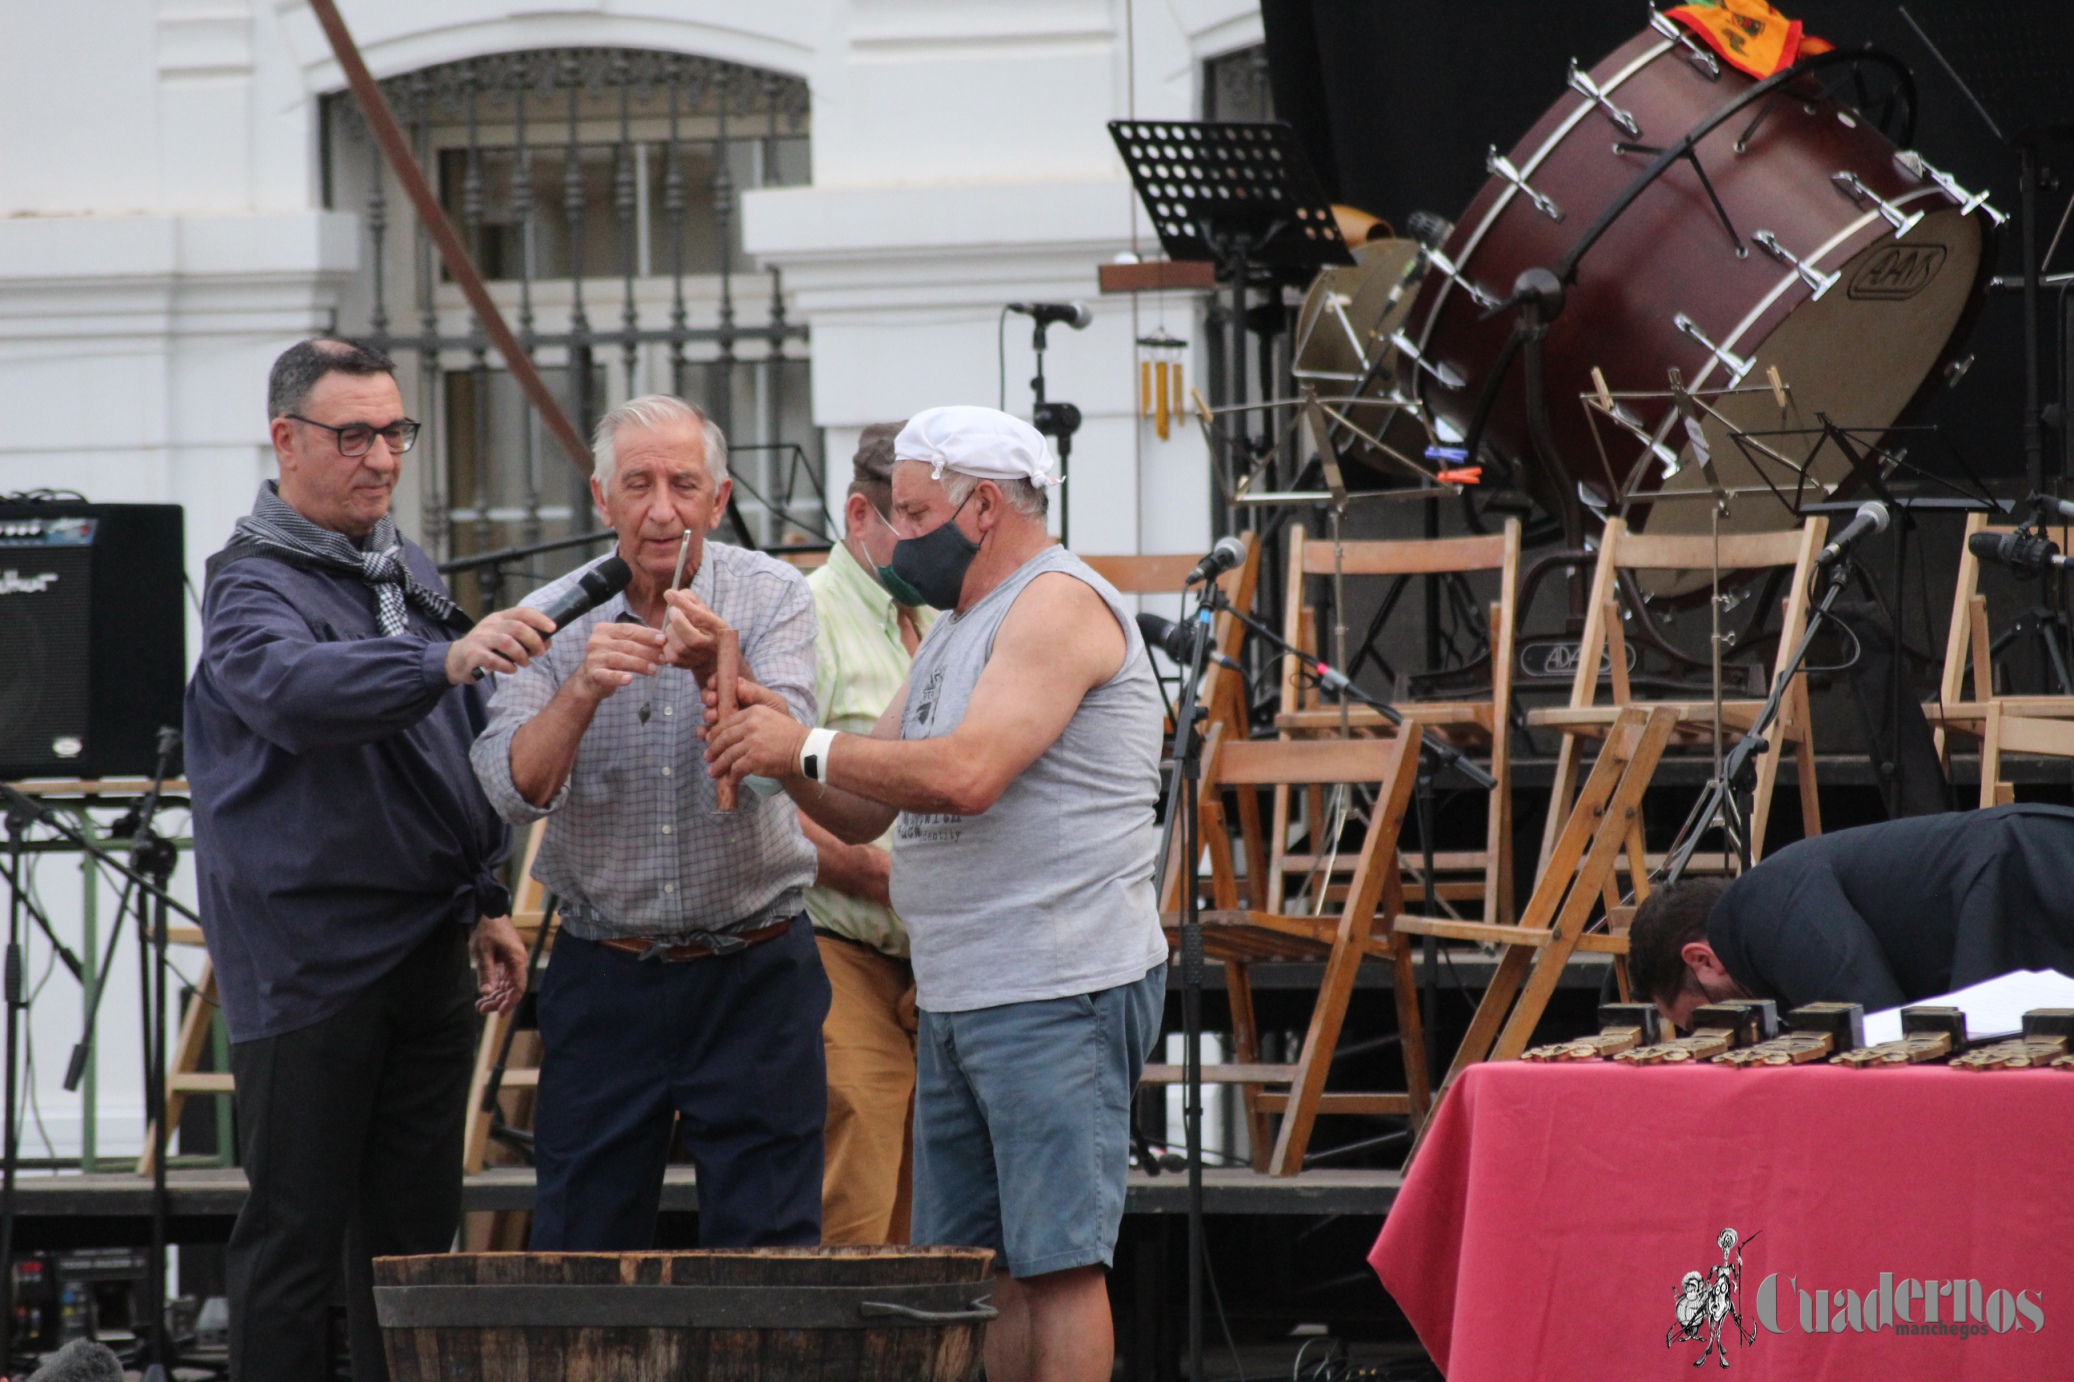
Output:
(1205, 589), (1498, 790)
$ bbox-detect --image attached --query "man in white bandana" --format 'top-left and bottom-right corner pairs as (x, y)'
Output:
(700, 406), (1166, 1382)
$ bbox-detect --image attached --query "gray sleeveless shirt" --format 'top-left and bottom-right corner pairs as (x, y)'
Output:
(889, 545), (1169, 1012)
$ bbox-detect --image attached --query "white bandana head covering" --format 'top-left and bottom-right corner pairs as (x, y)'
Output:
(893, 406), (1062, 488)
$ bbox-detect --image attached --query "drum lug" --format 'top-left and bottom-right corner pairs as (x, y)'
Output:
(1752, 230), (1841, 300)
(1568, 61), (1642, 139)
(1599, 395), (1685, 476)
(1672, 313), (1754, 385)
(1487, 147), (1564, 221)
(1388, 330), (1466, 391)
(1650, 9), (1722, 80)
(1419, 244), (1501, 313)
(1894, 151), (2009, 227)
(1831, 171), (1924, 239)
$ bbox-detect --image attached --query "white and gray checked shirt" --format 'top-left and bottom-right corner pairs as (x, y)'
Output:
(471, 542), (820, 941)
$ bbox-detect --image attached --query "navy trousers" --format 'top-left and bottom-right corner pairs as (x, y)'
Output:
(531, 914), (831, 1249)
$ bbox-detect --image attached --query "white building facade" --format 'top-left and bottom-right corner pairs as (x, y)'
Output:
(0, 0), (1259, 1157)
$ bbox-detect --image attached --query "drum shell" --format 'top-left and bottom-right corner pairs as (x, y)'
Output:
(1410, 29), (1991, 539)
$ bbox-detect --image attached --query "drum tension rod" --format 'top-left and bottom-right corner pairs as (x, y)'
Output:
(1418, 244), (1501, 312)
(1486, 147), (1563, 221)
(1894, 150), (2008, 227)
(1650, 9), (1722, 80)
(1389, 330), (1466, 391)
(1832, 171), (1923, 238)
(1568, 61), (1640, 138)
(1752, 231), (1840, 299)
(1613, 143), (1746, 256)
(1673, 313), (1754, 385)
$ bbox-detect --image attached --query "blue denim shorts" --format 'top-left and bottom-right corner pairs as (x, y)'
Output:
(910, 965), (1165, 1278)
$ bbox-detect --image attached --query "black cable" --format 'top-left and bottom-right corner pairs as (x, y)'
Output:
(1198, 1218), (1248, 1382)
(1800, 614), (1864, 676)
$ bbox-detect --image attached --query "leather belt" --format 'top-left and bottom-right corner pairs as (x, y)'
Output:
(599, 919), (793, 964)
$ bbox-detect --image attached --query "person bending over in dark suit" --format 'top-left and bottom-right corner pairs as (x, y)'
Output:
(1629, 804), (2074, 1031)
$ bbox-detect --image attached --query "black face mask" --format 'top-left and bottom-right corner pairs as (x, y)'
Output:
(889, 495), (980, 611)
(866, 506), (930, 608)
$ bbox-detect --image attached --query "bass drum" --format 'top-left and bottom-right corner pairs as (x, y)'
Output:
(1407, 23), (1993, 570)
(1291, 237), (1434, 486)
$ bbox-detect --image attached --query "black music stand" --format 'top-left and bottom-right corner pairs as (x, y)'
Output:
(1643, 408), (1999, 869)
(1109, 120), (1354, 525)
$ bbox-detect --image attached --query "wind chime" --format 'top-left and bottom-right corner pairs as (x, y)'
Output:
(1136, 332), (1187, 440)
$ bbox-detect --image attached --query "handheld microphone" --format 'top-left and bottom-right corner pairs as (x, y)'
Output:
(534, 555), (634, 630)
(1137, 612), (1244, 674)
(23, 1338), (123, 1382)
(1008, 301), (1094, 330)
(1814, 501), (1889, 569)
(1968, 527), (2070, 577)
(1183, 536), (1249, 587)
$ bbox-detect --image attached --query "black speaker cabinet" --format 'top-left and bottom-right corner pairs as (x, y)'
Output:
(0, 502), (185, 781)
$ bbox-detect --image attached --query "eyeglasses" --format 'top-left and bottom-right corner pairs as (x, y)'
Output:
(288, 415), (421, 457)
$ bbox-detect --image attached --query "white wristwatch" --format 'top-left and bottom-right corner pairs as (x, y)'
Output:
(799, 727), (838, 782)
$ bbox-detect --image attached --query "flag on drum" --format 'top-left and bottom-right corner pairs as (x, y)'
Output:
(1669, 0), (1834, 79)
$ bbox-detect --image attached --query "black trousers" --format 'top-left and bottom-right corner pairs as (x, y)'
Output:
(227, 923), (475, 1382)
(530, 917), (830, 1250)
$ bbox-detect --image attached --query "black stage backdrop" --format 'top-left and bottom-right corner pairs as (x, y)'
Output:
(1258, 0), (2074, 483)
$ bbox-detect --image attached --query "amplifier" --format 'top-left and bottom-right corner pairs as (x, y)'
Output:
(0, 502), (185, 781)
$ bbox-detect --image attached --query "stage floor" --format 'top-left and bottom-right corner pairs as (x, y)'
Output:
(4, 1163), (1400, 1240)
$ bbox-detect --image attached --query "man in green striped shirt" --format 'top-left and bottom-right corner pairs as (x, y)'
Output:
(804, 423), (935, 1243)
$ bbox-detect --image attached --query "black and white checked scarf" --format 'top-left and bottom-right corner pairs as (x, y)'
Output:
(232, 482), (462, 637)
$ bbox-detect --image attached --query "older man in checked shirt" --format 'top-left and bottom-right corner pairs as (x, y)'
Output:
(472, 394), (828, 1249)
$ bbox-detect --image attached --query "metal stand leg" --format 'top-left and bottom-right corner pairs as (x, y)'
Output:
(1, 801), (27, 1373)
(1415, 771), (1441, 1083)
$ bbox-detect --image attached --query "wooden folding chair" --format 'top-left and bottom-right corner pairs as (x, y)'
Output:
(459, 818), (559, 1249)
(1155, 723), (1426, 1175)
(464, 817), (556, 1173)
(1275, 519), (1519, 922)
(1397, 705), (1676, 1152)
(1082, 531), (1260, 743)
(1530, 516), (1827, 872)
(141, 934), (227, 1176)
(1926, 512), (2074, 772)
(1977, 701), (2074, 807)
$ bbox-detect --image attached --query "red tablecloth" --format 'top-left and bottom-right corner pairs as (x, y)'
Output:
(1370, 1062), (2074, 1380)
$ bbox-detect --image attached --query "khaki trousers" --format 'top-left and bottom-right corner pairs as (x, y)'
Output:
(816, 932), (919, 1244)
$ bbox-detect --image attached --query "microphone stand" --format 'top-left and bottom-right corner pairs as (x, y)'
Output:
(1026, 316), (1083, 548)
(0, 769), (196, 1379)
(1663, 556), (1854, 883)
(1152, 582), (1217, 1382)
(2, 792), (29, 1375)
(1205, 587), (1499, 795)
(130, 730), (182, 1382)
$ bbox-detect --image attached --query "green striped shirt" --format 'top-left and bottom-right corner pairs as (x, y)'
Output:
(803, 541), (934, 955)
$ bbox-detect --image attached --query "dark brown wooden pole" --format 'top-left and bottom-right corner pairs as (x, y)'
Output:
(308, 0), (595, 476)
(714, 630), (741, 813)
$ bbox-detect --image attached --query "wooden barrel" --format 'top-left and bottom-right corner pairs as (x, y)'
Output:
(374, 1246), (995, 1382)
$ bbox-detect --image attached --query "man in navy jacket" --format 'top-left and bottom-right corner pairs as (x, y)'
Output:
(1630, 805), (2074, 1031)
(185, 338), (543, 1382)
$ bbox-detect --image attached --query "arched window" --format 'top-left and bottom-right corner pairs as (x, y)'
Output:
(324, 49), (823, 608)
